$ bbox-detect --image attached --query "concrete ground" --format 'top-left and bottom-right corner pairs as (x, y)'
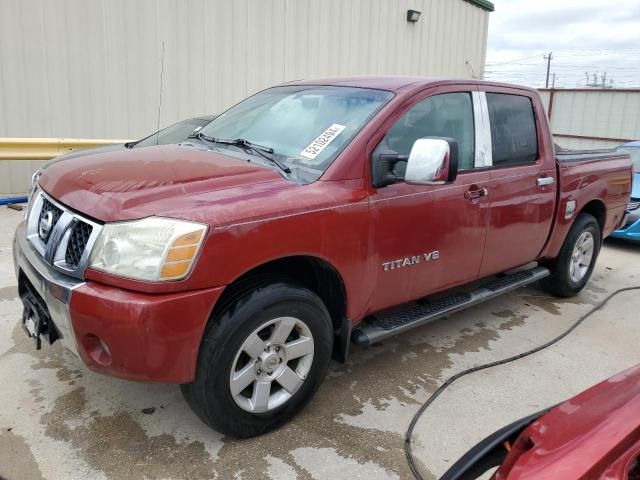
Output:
(1, 206), (639, 480)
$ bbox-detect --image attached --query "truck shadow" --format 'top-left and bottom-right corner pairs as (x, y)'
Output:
(603, 237), (640, 254)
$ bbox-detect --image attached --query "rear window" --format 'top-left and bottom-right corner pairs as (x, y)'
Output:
(487, 93), (538, 167)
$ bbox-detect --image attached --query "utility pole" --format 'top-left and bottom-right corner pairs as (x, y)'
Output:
(544, 52), (553, 88)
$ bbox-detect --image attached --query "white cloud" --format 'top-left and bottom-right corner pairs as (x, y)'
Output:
(485, 0), (640, 88)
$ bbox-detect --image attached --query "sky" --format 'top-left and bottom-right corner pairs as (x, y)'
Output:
(484, 0), (640, 88)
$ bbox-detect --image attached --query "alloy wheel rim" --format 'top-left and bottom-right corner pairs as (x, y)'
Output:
(569, 231), (594, 283)
(229, 316), (314, 413)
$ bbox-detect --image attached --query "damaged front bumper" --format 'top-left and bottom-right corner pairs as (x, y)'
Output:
(13, 221), (83, 356)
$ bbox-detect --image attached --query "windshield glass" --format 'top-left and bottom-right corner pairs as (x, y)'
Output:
(199, 85), (393, 177)
(135, 118), (209, 148)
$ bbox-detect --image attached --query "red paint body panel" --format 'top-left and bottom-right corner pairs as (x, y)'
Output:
(32, 77), (632, 382)
(38, 144), (284, 222)
(480, 160), (557, 276)
(540, 155), (632, 260)
(69, 282), (223, 382)
(368, 171), (492, 309)
(494, 365), (640, 480)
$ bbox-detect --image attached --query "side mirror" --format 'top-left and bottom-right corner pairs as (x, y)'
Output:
(405, 138), (458, 185)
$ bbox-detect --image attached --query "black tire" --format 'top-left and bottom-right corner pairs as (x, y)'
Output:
(181, 282), (333, 438)
(540, 213), (601, 298)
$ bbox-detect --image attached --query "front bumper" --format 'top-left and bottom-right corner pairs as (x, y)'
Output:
(13, 221), (224, 383)
(13, 222), (83, 356)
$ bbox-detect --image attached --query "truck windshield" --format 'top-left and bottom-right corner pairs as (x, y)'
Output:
(135, 118), (210, 148)
(198, 85), (393, 179)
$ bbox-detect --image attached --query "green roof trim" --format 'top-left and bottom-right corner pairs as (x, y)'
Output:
(464, 0), (495, 12)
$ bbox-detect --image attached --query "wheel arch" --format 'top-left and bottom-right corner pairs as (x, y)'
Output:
(578, 199), (606, 237)
(540, 197), (606, 265)
(209, 255), (351, 362)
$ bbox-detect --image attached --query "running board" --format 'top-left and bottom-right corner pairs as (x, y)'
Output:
(351, 266), (550, 346)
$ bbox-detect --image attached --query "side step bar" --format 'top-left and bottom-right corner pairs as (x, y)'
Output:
(351, 266), (550, 346)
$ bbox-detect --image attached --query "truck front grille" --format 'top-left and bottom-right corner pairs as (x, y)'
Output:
(38, 198), (63, 243)
(65, 221), (94, 268)
(628, 198), (640, 211)
(25, 189), (102, 279)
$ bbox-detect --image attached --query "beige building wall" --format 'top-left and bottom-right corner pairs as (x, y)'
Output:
(0, 0), (490, 139)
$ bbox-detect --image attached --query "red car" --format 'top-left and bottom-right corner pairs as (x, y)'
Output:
(13, 77), (632, 437)
(442, 365), (640, 479)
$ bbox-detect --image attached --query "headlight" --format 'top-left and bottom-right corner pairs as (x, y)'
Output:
(89, 217), (207, 281)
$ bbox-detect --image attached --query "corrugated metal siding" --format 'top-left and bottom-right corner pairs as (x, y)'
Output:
(539, 89), (640, 150)
(0, 160), (47, 196)
(0, 0), (489, 140)
(0, 0), (489, 194)
(538, 90), (551, 114)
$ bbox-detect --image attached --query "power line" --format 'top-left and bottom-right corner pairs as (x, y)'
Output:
(485, 47), (640, 89)
(485, 53), (545, 66)
(487, 63), (640, 71)
(487, 48), (640, 66)
(485, 69), (640, 75)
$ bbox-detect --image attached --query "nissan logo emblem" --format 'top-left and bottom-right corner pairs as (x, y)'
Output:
(39, 211), (54, 239)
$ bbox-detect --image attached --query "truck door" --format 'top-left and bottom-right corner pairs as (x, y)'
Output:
(477, 88), (557, 277)
(367, 87), (491, 312)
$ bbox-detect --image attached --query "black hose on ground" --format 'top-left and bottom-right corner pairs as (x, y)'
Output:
(404, 286), (640, 480)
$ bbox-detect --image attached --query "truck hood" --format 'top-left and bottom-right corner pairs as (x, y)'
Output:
(38, 144), (287, 222)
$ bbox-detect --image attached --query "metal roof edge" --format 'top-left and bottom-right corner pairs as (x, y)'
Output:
(539, 87), (640, 93)
(465, 0), (495, 12)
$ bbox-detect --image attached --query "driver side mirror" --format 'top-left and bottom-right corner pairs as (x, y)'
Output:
(405, 138), (459, 185)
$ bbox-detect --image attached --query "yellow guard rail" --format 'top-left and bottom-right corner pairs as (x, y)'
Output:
(0, 138), (132, 160)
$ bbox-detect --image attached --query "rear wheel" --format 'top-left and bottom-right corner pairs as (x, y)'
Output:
(540, 213), (601, 298)
(181, 283), (333, 438)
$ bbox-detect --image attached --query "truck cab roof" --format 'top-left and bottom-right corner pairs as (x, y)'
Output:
(286, 76), (539, 94)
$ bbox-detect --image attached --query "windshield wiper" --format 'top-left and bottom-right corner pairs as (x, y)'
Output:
(187, 133), (290, 173)
(212, 138), (291, 174)
(214, 137), (272, 153)
(187, 133), (291, 174)
(187, 131), (218, 144)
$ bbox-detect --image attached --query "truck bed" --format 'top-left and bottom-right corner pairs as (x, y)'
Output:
(557, 149), (624, 163)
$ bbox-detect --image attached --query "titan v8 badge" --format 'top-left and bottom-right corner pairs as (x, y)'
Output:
(382, 251), (440, 271)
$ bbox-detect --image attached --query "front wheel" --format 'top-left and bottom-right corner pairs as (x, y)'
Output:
(540, 213), (601, 298)
(181, 283), (333, 438)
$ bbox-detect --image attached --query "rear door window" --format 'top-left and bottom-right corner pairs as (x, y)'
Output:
(486, 93), (538, 167)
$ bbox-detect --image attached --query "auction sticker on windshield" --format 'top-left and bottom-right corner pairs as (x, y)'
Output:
(300, 124), (346, 160)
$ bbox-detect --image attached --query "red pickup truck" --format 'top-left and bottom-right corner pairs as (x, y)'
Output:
(13, 77), (632, 437)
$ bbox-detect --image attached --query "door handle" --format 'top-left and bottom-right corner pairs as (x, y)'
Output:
(537, 176), (555, 187)
(465, 187), (488, 200)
